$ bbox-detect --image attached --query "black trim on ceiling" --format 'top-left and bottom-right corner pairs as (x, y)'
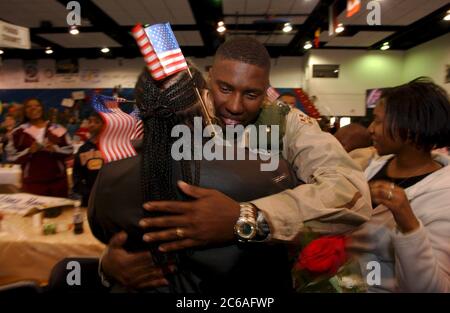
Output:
(188, 0), (224, 55)
(370, 3), (450, 50)
(223, 14), (309, 18)
(334, 25), (405, 37)
(31, 25), (199, 35)
(287, 0), (347, 55)
(0, 46), (296, 60)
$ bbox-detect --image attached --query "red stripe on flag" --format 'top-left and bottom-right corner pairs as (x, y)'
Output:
(96, 100), (137, 163)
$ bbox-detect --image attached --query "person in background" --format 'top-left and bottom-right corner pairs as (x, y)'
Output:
(279, 92), (297, 108)
(73, 112), (104, 207)
(74, 118), (91, 142)
(0, 115), (17, 162)
(7, 103), (24, 125)
(348, 77), (450, 292)
(334, 122), (372, 152)
(6, 98), (73, 197)
(48, 107), (60, 124)
(66, 116), (80, 138)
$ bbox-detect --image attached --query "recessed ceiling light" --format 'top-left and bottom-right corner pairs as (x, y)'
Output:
(335, 23), (345, 33)
(303, 41), (312, 50)
(101, 47), (110, 53)
(0, 49), (4, 55)
(282, 23), (293, 33)
(217, 21), (226, 33)
(380, 42), (390, 50)
(444, 10), (450, 21)
(69, 25), (79, 35)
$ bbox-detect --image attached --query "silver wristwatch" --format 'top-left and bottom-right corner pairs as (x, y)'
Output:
(234, 202), (258, 242)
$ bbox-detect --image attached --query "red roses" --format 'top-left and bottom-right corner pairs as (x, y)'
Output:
(295, 236), (347, 276)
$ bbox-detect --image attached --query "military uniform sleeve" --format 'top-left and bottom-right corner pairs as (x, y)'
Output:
(251, 109), (372, 241)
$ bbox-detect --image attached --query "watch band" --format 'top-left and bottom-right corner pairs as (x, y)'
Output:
(234, 202), (258, 242)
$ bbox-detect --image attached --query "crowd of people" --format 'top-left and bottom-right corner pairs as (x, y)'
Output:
(0, 98), (104, 206)
(0, 37), (449, 293)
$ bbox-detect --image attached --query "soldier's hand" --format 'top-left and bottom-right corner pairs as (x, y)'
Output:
(139, 181), (240, 252)
(101, 231), (175, 290)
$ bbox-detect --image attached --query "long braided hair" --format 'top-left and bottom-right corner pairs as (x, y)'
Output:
(134, 65), (205, 205)
(134, 65), (206, 292)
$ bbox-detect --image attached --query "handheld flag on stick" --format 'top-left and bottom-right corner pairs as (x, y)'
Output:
(132, 22), (215, 131)
(132, 23), (188, 80)
(266, 86), (280, 103)
(91, 95), (137, 163)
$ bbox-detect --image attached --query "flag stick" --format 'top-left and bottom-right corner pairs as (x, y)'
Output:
(186, 67), (216, 133)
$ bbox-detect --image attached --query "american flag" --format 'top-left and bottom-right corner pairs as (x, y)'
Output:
(91, 95), (137, 163)
(129, 106), (144, 140)
(132, 23), (188, 80)
(266, 86), (280, 102)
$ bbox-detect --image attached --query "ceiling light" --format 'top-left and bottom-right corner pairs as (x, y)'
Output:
(380, 42), (390, 50)
(217, 21), (226, 33)
(101, 47), (110, 53)
(335, 23), (345, 33)
(0, 49), (4, 55)
(303, 41), (312, 50)
(444, 10), (450, 21)
(282, 23), (293, 33)
(45, 47), (53, 54)
(69, 25), (79, 35)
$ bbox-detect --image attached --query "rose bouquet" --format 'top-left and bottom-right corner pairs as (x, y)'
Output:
(292, 235), (367, 293)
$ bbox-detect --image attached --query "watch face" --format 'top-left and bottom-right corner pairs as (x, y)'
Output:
(236, 219), (256, 240)
(241, 223), (253, 236)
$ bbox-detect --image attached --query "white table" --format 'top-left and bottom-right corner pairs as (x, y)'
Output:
(0, 164), (21, 188)
(0, 207), (105, 286)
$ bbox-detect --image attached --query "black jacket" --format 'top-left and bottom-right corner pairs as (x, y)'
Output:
(88, 144), (297, 294)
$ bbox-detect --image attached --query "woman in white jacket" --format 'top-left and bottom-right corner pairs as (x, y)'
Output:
(348, 77), (450, 292)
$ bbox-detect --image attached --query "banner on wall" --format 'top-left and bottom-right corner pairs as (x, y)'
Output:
(80, 69), (101, 83)
(0, 20), (31, 49)
(23, 60), (39, 83)
(56, 59), (79, 74)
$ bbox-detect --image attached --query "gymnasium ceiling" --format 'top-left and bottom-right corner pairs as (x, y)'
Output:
(0, 0), (449, 59)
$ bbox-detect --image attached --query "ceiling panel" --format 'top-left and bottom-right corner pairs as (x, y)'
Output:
(0, 0), (90, 27)
(224, 15), (306, 25)
(245, 0), (271, 15)
(38, 32), (122, 48)
(291, 0), (320, 14)
(265, 33), (295, 44)
(227, 30), (294, 45)
(174, 31), (204, 46)
(93, 0), (196, 25)
(223, 0), (319, 15)
(323, 31), (394, 47)
(266, 0), (296, 15)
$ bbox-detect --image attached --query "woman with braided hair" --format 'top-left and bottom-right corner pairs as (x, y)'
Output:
(88, 62), (297, 293)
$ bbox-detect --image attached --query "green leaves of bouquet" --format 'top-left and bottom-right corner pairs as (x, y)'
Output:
(292, 235), (367, 293)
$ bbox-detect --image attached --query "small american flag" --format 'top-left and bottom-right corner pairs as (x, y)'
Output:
(132, 23), (188, 80)
(91, 95), (137, 163)
(266, 86), (280, 102)
(129, 107), (144, 140)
